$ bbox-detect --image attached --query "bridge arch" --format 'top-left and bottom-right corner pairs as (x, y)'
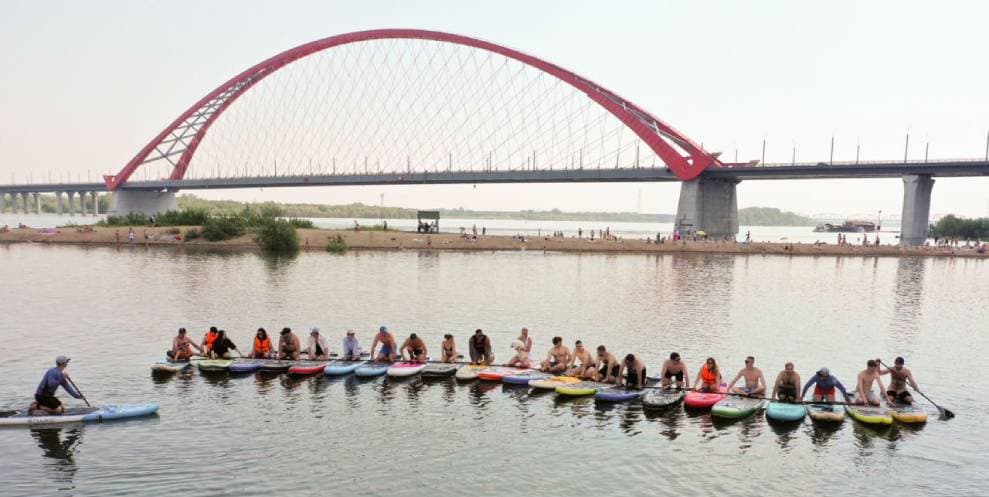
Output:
(105, 29), (720, 190)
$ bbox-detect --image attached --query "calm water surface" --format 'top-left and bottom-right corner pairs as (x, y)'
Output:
(0, 243), (985, 496)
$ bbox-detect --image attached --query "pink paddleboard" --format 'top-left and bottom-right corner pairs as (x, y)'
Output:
(684, 384), (727, 408)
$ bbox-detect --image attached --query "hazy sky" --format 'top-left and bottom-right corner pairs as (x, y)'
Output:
(1, 1), (987, 218)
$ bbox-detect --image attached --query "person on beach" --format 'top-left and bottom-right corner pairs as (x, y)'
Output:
(400, 333), (428, 363)
(539, 336), (571, 374)
(305, 327), (330, 360)
(771, 362), (802, 403)
(201, 326), (220, 355)
(660, 352), (690, 390)
(693, 357), (722, 393)
(370, 326), (397, 362)
(726, 356), (768, 397)
(167, 327), (202, 361)
(618, 354), (648, 389)
(468, 329), (494, 365)
(29, 356), (83, 415)
(342, 330), (362, 361)
(440, 334), (457, 363)
(517, 328), (533, 355)
(506, 339), (531, 368)
(209, 330), (240, 359)
(801, 367), (849, 402)
(250, 328), (273, 359)
(278, 327), (301, 360)
(567, 340), (595, 377)
(855, 359), (887, 406)
(596, 346), (620, 382)
(880, 356), (921, 405)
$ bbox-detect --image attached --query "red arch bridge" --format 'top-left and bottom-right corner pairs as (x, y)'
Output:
(1, 29), (987, 245)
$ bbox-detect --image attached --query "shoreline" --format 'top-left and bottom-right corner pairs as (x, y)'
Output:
(0, 226), (985, 258)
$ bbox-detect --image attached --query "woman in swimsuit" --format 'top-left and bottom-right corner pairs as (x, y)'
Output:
(506, 340), (531, 368)
(440, 334), (457, 363)
(771, 362), (802, 403)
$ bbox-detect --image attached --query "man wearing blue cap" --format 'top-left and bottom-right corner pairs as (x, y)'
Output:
(29, 356), (83, 415)
(369, 325), (397, 362)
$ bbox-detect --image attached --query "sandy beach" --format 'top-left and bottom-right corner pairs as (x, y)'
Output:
(0, 225), (985, 258)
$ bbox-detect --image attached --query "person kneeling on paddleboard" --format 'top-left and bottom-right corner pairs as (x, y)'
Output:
(279, 327), (301, 360)
(539, 336), (571, 374)
(251, 328), (274, 359)
(660, 352), (690, 390)
(468, 329), (494, 365)
(306, 327), (331, 360)
(596, 346), (620, 382)
(401, 333), (428, 363)
(771, 362), (802, 403)
(880, 356), (921, 405)
(168, 328), (202, 361)
(618, 354), (647, 389)
(567, 340), (595, 378)
(693, 357), (722, 393)
(29, 356), (83, 415)
(370, 326), (398, 362)
(342, 330), (362, 361)
(855, 359), (887, 406)
(506, 339), (531, 369)
(209, 330), (240, 359)
(801, 367), (849, 402)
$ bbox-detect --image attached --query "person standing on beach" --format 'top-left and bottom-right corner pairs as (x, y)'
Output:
(127, 228), (135, 245)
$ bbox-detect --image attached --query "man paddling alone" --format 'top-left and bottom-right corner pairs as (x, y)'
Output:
(660, 352), (690, 390)
(726, 356), (768, 397)
(801, 367), (849, 402)
(167, 328), (202, 361)
(880, 357), (921, 405)
(370, 326), (398, 362)
(29, 356), (83, 415)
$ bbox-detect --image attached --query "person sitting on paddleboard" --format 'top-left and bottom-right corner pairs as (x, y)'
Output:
(400, 333), (428, 363)
(250, 328), (274, 359)
(278, 327), (301, 360)
(771, 362), (802, 403)
(855, 359), (887, 406)
(29, 356), (83, 415)
(209, 330), (240, 359)
(539, 336), (571, 374)
(517, 327), (533, 355)
(306, 327), (330, 360)
(596, 345), (620, 382)
(801, 367), (849, 402)
(694, 357), (722, 393)
(167, 328), (202, 361)
(880, 356), (921, 405)
(567, 340), (595, 378)
(618, 353), (647, 389)
(468, 329), (494, 365)
(342, 330), (362, 361)
(727, 356), (768, 397)
(506, 339), (531, 368)
(440, 334), (457, 363)
(370, 326), (397, 362)
(660, 352), (690, 390)
(201, 326), (219, 355)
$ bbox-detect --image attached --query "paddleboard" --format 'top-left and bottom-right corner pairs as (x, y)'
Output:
(529, 375), (580, 390)
(229, 360), (263, 373)
(766, 401), (807, 422)
(259, 360), (293, 373)
(887, 400), (928, 424)
(503, 370), (550, 385)
(845, 392), (893, 425)
(288, 361), (328, 375)
(478, 366), (525, 381)
(807, 403), (845, 422)
(0, 403), (159, 427)
(386, 361), (427, 377)
(595, 378), (658, 402)
(455, 364), (486, 381)
(684, 384), (727, 409)
(324, 360), (365, 376)
(642, 388), (685, 409)
(712, 396), (766, 419)
(197, 359), (233, 372)
(421, 363), (458, 377)
(354, 362), (391, 378)
(152, 360), (189, 373)
(556, 381), (610, 397)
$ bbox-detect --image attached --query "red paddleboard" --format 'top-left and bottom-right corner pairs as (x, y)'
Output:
(478, 366), (525, 381)
(684, 384), (727, 408)
(288, 362), (328, 375)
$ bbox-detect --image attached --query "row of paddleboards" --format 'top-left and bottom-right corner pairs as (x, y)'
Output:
(153, 360), (927, 425)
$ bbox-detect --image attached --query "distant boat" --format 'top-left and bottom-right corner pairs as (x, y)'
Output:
(813, 220), (878, 233)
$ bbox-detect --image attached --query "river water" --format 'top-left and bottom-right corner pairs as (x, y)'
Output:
(0, 243), (984, 496)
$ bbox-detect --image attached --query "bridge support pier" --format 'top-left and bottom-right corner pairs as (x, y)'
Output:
(67, 191), (76, 216)
(79, 191), (88, 216)
(33, 193), (41, 214)
(56, 192), (64, 215)
(674, 177), (739, 238)
(109, 190), (177, 217)
(21, 193), (30, 214)
(900, 174), (934, 246)
(0, 193), (5, 213)
(91, 192), (100, 216)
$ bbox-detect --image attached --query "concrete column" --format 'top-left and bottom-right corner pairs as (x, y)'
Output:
(674, 177), (740, 238)
(0, 193), (6, 213)
(78, 191), (87, 216)
(900, 174), (934, 246)
(67, 191), (76, 216)
(21, 192), (30, 213)
(109, 191), (178, 216)
(33, 193), (41, 214)
(91, 192), (99, 216)
(56, 192), (64, 215)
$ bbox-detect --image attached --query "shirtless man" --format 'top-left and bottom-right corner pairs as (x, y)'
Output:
(567, 340), (595, 377)
(166, 328), (202, 361)
(370, 326), (398, 362)
(880, 356), (920, 405)
(278, 327), (301, 360)
(539, 336), (571, 374)
(400, 333), (428, 363)
(771, 362), (802, 403)
(727, 356), (768, 397)
(855, 359), (887, 406)
(617, 354), (647, 389)
(595, 345), (620, 382)
(660, 352), (690, 390)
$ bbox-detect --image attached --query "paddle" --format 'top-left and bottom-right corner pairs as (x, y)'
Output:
(879, 359), (953, 420)
(65, 375), (91, 408)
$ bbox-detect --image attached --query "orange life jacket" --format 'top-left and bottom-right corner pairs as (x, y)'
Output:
(254, 336), (271, 355)
(700, 364), (718, 383)
(203, 331), (219, 351)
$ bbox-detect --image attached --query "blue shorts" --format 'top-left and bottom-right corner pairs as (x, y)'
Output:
(379, 345), (393, 356)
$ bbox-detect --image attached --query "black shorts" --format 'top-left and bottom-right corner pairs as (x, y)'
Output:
(664, 370), (684, 382)
(887, 390), (912, 402)
(599, 364), (620, 377)
(778, 386), (798, 401)
(626, 367), (646, 387)
(35, 393), (61, 410)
